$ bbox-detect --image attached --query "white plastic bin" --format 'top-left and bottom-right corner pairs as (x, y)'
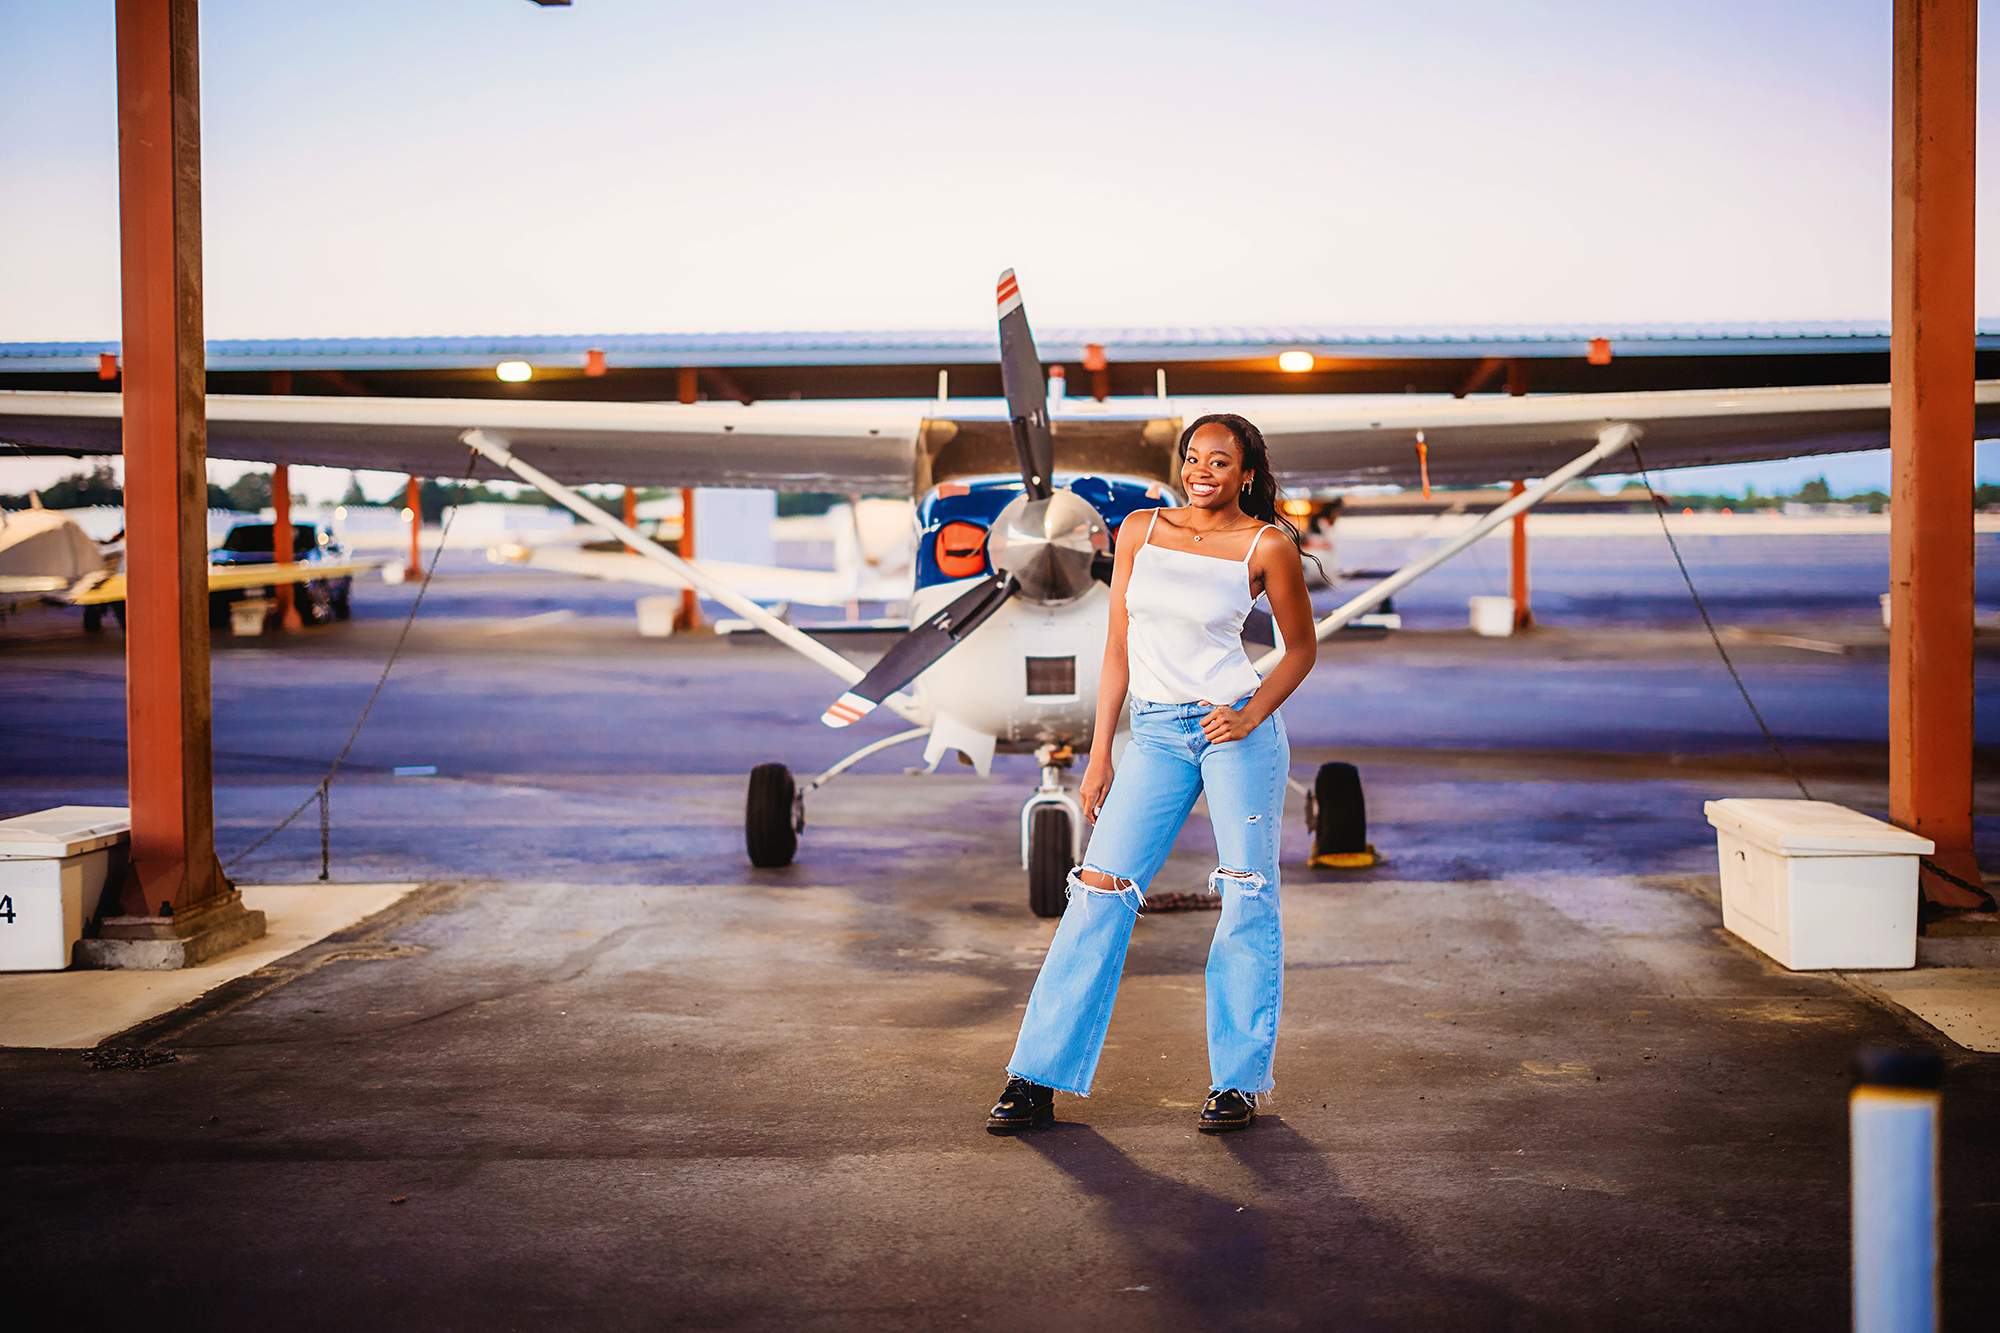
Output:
(1704, 799), (1931, 970)
(636, 595), (677, 638)
(0, 806), (131, 971)
(1469, 595), (1516, 637)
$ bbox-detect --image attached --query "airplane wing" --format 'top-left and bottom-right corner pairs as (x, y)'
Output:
(72, 560), (385, 605)
(10, 380), (2000, 495)
(0, 391), (923, 493)
(1183, 381), (2000, 488)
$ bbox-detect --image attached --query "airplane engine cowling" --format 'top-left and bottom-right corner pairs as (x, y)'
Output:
(987, 490), (1107, 607)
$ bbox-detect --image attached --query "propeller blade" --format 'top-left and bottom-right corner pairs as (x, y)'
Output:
(821, 573), (1017, 727)
(996, 269), (1055, 501)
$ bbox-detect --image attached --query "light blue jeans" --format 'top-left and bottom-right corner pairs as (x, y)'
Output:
(1007, 695), (1288, 1097)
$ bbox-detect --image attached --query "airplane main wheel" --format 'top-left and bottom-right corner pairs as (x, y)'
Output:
(746, 762), (799, 868)
(1312, 762), (1368, 860)
(1027, 805), (1074, 919)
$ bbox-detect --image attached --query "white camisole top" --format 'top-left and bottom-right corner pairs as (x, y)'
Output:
(1123, 510), (1274, 706)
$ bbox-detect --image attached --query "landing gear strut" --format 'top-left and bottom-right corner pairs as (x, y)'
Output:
(1022, 744), (1085, 918)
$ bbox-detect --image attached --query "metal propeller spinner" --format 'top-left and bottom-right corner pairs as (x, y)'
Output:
(988, 490), (1108, 606)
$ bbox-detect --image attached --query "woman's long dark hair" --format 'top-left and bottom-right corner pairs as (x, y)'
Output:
(1176, 412), (1327, 582)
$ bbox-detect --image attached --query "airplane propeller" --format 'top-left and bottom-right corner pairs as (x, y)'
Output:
(821, 269), (1110, 728)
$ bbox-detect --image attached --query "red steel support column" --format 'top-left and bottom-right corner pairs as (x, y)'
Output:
(1509, 480), (1533, 630)
(404, 476), (422, 581)
(623, 485), (638, 554)
(676, 488), (704, 631)
(115, 0), (228, 914)
(271, 463), (300, 630)
(1890, 0), (1983, 907)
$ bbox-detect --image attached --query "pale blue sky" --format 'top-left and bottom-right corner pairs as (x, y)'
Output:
(2, 1), (1995, 499)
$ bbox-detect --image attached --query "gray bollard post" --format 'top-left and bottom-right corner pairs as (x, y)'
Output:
(1851, 1047), (1943, 1333)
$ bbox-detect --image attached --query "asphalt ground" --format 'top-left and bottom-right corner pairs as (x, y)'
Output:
(2, 532), (1999, 1329)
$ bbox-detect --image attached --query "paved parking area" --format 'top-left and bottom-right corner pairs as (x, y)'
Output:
(2, 541), (1998, 1329)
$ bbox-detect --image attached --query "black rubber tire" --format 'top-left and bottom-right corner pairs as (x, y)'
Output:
(745, 762), (799, 868)
(296, 579), (334, 626)
(1028, 805), (1074, 919)
(208, 593), (230, 629)
(331, 581), (352, 621)
(82, 605), (103, 634)
(1312, 762), (1367, 857)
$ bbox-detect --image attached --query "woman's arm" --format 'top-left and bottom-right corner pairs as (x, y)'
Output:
(1200, 529), (1316, 743)
(1080, 511), (1148, 824)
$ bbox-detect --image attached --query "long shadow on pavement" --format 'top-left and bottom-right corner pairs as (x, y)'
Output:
(1021, 1117), (1540, 1331)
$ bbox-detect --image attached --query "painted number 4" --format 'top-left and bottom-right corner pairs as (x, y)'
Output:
(0, 895), (13, 924)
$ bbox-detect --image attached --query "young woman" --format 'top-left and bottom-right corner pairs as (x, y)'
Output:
(987, 413), (1318, 1135)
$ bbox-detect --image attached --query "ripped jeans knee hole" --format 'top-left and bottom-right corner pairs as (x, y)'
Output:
(1209, 866), (1267, 897)
(1071, 866), (1147, 915)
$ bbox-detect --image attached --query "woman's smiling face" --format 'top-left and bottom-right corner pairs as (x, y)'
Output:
(1180, 422), (1250, 513)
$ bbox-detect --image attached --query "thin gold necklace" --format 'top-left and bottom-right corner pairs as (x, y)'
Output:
(1190, 515), (1250, 543)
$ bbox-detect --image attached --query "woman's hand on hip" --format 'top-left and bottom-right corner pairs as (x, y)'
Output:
(1201, 702), (1257, 744)
(1079, 758), (1114, 825)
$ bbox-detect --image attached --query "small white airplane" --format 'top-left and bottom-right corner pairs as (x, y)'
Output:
(490, 496), (915, 614)
(5, 273), (1997, 913)
(0, 497), (376, 630)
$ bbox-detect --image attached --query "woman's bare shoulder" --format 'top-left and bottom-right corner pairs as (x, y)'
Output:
(1117, 507), (1172, 536)
(1250, 523), (1303, 567)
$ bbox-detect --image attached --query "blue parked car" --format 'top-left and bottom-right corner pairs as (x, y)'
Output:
(208, 519), (353, 627)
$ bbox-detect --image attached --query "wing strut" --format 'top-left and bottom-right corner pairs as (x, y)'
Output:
(461, 429), (923, 724)
(1253, 423), (1641, 673)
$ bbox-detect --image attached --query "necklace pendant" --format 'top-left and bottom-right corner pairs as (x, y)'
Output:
(1193, 533), (1203, 542)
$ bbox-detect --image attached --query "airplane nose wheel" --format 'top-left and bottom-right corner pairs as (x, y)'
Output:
(1022, 746), (1085, 918)
(1027, 806), (1074, 918)
(746, 762), (803, 868)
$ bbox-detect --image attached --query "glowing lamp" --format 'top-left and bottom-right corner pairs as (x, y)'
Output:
(496, 361), (534, 383)
(1278, 351), (1314, 373)
(400, 506), (415, 521)
(1282, 498), (1315, 517)
(334, 506), (348, 520)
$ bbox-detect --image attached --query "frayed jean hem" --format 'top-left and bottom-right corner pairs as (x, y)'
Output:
(1005, 1065), (1093, 1097)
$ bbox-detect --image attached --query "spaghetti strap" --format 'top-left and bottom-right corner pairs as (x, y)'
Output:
(1142, 508), (1160, 547)
(1241, 523), (1275, 563)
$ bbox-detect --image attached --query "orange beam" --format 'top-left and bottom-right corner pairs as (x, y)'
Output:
(1509, 480), (1533, 630)
(1890, 0), (1983, 908)
(272, 463), (300, 629)
(622, 485), (638, 554)
(405, 476), (422, 581)
(115, 0), (227, 915)
(675, 488), (703, 630)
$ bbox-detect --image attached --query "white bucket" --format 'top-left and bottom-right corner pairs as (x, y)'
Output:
(636, 595), (677, 638)
(1469, 595), (1516, 637)
(230, 597), (272, 637)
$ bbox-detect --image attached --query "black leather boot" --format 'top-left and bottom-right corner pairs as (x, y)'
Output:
(1198, 1088), (1255, 1133)
(986, 1076), (1055, 1134)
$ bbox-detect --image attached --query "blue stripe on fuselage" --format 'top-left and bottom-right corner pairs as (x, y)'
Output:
(912, 474), (1168, 592)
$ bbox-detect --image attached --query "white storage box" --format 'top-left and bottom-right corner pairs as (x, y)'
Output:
(1704, 799), (1931, 970)
(636, 595), (677, 638)
(0, 806), (131, 971)
(1469, 596), (1516, 637)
